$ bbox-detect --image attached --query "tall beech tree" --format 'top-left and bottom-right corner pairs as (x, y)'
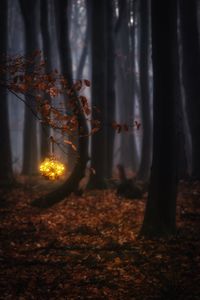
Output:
(40, 0), (52, 159)
(54, 0), (80, 172)
(90, 0), (107, 188)
(19, 0), (39, 175)
(137, 0), (152, 181)
(0, 0), (13, 183)
(116, 0), (139, 171)
(105, 0), (116, 179)
(140, 0), (179, 237)
(90, 0), (116, 187)
(176, 8), (189, 179)
(179, 0), (200, 179)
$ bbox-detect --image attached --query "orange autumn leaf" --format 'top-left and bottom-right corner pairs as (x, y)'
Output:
(64, 140), (77, 151)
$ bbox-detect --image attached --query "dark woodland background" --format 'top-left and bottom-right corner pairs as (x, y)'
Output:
(0, 0), (200, 299)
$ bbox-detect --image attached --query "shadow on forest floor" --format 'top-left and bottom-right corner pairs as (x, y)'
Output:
(0, 178), (200, 299)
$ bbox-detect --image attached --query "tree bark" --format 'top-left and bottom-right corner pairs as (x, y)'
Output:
(19, 0), (39, 175)
(54, 0), (79, 172)
(117, 0), (139, 171)
(89, 0), (108, 188)
(179, 0), (200, 179)
(40, 0), (52, 159)
(0, 0), (13, 183)
(140, 0), (179, 237)
(105, 0), (116, 179)
(137, 0), (152, 181)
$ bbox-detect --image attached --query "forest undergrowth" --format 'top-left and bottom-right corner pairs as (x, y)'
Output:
(0, 179), (199, 300)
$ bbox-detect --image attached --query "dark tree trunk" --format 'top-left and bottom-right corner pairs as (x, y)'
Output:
(54, 0), (72, 81)
(140, 0), (179, 237)
(19, 0), (39, 175)
(90, 0), (108, 188)
(54, 0), (79, 172)
(129, 0), (140, 171)
(176, 11), (189, 179)
(137, 0), (152, 181)
(105, 0), (116, 179)
(89, 0), (116, 185)
(0, 0), (13, 183)
(179, 0), (200, 179)
(117, 0), (138, 172)
(40, 0), (52, 159)
(88, 0), (116, 184)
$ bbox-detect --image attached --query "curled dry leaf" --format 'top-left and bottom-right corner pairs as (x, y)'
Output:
(64, 139), (77, 151)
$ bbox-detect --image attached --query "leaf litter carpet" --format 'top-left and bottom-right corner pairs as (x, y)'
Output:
(0, 180), (200, 299)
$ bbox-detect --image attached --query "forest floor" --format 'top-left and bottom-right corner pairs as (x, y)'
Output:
(0, 178), (200, 300)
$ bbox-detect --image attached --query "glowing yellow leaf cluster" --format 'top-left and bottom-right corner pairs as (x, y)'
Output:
(39, 156), (65, 181)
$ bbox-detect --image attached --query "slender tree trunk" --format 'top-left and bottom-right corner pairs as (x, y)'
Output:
(40, 0), (52, 159)
(119, 1), (139, 172)
(137, 0), (152, 181)
(117, 0), (138, 171)
(90, 0), (108, 188)
(19, 0), (39, 175)
(54, 0), (79, 172)
(105, 0), (116, 179)
(0, 0), (13, 183)
(177, 11), (189, 179)
(140, 0), (179, 237)
(129, 0), (140, 171)
(89, 0), (117, 183)
(179, 0), (200, 179)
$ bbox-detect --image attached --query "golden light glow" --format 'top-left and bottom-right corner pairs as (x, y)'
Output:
(39, 156), (65, 181)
